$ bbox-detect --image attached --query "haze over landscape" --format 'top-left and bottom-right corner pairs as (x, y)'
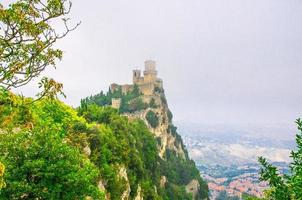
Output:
(12, 0), (302, 128)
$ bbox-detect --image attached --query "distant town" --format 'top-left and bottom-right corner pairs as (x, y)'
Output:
(198, 162), (289, 199)
(179, 125), (292, 199)
(200, 164), (267, 199)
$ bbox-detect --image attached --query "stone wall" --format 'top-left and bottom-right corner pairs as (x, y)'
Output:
(112, 98), (121, 109)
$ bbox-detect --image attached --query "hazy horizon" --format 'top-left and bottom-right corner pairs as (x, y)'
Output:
(9, 0), (302, 129)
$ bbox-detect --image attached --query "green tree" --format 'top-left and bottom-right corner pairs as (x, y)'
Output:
(127, 98), (147, 113)
(0, 0), (79, 99)
(0, 130), (103, 199)
(149, 98), (157, 108)
(165, 183), (192, 200)
(258, 119), (302, 200)
(167, 109), (173, 122)
(146, 110), (159, 128)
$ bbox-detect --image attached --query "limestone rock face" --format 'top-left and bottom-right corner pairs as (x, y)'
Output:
(123, 89), (207, 199)
(97, 180), (106, 191)
(119, 166), (131, 200)
(106, 61), (208, 199)
(83, 145), (91, 156)
(160, 176), (167, 188)
(134, 185), (143, 200)
(97, 179), (111, 200)
(110, 60), (187, 159)
(124, 92), (186, 159)
(186, 179), (200, 200)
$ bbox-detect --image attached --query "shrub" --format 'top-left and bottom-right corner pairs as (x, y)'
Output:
(0, 130), (103, 199)
(149, 98), (158, 108)
(127, 98), (148, 113)
(167, 109), (173, 122)
(146, 110), (159, 128)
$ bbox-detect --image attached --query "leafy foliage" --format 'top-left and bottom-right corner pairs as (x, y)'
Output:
(154, 86), (163, 93)
(0, 130), (103, 199)
(161, 150), (209, 199)
(146, 110), (159, 128)
(164, 183), (192, 200)
(0, 0), (79, 98)
(80, 88), (209, 199)
(258, 119), (302, 200)
(0, 91), (103, 199)
(149, 98), (158, 108)
(0, 83), (209, 199)
(126, 97), (148, 113)
(80, 84), (148, 113)
(167, 109), (173, 122)
(77, 104), (162, 199)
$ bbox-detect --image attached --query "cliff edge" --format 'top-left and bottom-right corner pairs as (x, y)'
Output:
(82, 60), (209, 199)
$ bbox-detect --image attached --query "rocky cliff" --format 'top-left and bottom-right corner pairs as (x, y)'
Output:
(0, 58), (208, 199)
(81, 81), (209, 199)
(123, 89), (202, 198)
(123, 91), (186, 159)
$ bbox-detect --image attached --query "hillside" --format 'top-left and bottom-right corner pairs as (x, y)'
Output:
(80, 60), (209, 199)
(0, 62), (208, 199)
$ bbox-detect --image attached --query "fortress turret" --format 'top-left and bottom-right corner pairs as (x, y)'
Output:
(144, 60), (156, 71)
(144, 60), (157, 83)
(126, 60), (162, 96)
(133, 69), (141, 84)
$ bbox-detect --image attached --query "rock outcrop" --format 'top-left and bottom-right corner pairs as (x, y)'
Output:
(134, 185), (143, 200)
(81, 60), (209, 199)
(119, 166), (131, 200)
(186, 179), (201, 200)
(124, 92), (186, 159)
(112, 60), (207, 199)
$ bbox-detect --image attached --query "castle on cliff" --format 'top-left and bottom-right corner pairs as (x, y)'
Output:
(110, 60), (163, 109)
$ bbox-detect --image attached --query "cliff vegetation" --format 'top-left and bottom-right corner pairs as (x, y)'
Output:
(0, 86), (209, 199)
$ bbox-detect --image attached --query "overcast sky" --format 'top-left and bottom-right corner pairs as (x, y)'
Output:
(10, 0), (302, 128)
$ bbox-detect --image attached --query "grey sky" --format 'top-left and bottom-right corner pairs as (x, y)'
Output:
(11, 0), (302, 127)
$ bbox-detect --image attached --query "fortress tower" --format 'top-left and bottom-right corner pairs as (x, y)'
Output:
(111, 60), (162, 98)
(143, 60), (157, 83)
(133, 69), (141, 84)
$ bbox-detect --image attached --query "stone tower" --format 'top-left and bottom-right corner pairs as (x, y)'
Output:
(143, 60), (157, 83)
(133, 70), (141, 84)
